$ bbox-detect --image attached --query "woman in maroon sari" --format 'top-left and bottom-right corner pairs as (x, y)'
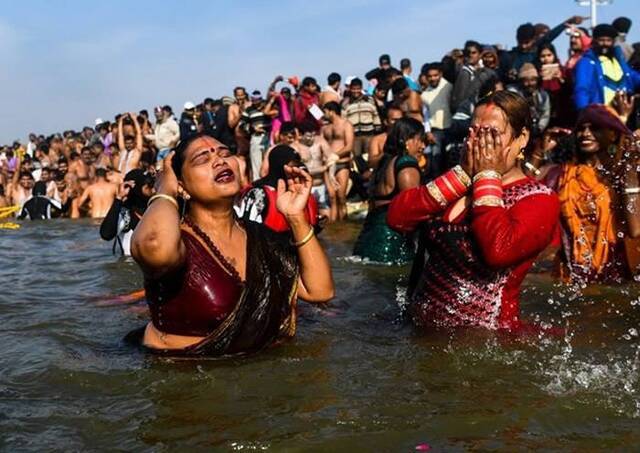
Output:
(388, 91), (559, 330)
(131, 133), (334, 355)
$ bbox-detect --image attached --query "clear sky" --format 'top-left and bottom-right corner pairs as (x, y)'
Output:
(0, 0), (638, 143)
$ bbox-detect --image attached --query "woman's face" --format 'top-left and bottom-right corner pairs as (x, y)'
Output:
(539, 48), (555, 65)
(405, 134), (424, 158)
(472, 104), (529, 171)
(179, 136), (241, 203)
(576, 122), (615, 155)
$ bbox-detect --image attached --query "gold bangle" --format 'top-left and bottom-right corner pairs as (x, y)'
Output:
(473, 170), (502, 183)
(291, 226), (315, 247)
(147, 193), (179, 210)
(473, 196), (504, 208)
(426, 180), (448, 207)
(452, 165), (472, 187)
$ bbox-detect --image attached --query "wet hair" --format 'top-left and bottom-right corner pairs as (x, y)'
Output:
(279, 122), (296, 135)
(323, 101), (341, 115)
(349, 77), (363, 88)
(391, 77), (409, 95)
(327, 72), (341, 85)
(476, 91), (532, 139)
(124, 135), (135, 142)
(383, 117), (424, 156)
(463, 40), (482, 57)
(95, 168), (107, 178)
(58, 156), (68, 165)
(33, 181), (47, 196)
(81, 146), (91, 154)
(54, 170), (66, 181)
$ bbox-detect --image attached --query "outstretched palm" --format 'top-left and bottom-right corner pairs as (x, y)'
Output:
(276, 165), (312, 218)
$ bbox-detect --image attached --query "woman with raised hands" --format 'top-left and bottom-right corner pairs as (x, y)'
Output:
(387, 91), (559, 330)
(130, 133), (334, 355)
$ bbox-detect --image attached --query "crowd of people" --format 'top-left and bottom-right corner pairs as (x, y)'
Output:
(3, 13), (640, 355)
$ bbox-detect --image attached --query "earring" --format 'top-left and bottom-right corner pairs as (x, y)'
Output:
(516, 149), (525, 161)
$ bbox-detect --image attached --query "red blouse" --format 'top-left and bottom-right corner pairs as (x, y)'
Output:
(388, 176), (560, 329)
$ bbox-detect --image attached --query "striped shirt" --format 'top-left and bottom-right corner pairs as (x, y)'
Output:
(342, 96), (382, 135)
(241, 106), (272, 136)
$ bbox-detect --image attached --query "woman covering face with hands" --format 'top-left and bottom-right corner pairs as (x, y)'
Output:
(388, 91), (559, 331)
(129, 133), (334, 355)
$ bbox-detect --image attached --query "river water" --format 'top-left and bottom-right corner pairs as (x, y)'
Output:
(1, 219), (639, 451)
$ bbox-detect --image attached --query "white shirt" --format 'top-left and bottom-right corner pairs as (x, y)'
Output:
(421, 78), (453, 130)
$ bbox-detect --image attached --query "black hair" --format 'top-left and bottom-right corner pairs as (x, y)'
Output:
(463, 40), (482, 57)
(383, 117), (424, 156)
(323, 101), (341, 115)
(391, 77), (409, 95)
(96, 168), (107, 178)
(139, 109), (149, 117)
(400, 58), (411, 69)
(349, 77), (363, 88)
(233, 86), (246, 94)
(536, 42), (559, 68)
(81, 146), (91, 154)
(302, 76), (317, 87)
(162, 105), (173, 114)
(298, 121), (317, 134)
(204, 97), (215, 105)
(478, 72), (503, 99)
(421, 62), (443, 74)
(328, 72), (341, 85)
(37, 143), (50, 154)
(279, 122), (296, 136)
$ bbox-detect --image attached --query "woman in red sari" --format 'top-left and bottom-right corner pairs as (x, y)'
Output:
(388, 91), (559, 330)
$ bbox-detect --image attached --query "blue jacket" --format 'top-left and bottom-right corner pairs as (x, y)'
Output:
(574, 47), (640, 110)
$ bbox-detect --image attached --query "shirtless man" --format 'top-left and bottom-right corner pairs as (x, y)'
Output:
(391, 77), (423, 122)
(68, 147), (95, 191)
(322, 101), (354, 220)
(229, 87), (251, 156)
(368, 105), (404, 171)
(319, 72), (342, 107)
(115, 113), (143, 175)
(6, 157), (34, 209)
(298, 122), (339, 221)
(74, 168), (117, 218)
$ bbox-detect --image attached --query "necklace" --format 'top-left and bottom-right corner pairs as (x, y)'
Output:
(184, 216), (244, 284)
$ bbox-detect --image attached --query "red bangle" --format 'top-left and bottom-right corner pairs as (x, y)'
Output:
(435, 176), (457, 201)
(443, 170), (466, 196)
(474, 187), (503, 198)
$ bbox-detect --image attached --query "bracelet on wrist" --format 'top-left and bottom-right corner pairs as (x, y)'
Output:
(473, 196), (504, 208)
(147, 193), (179, 210)
(291, 226), (315, 247)
(472, 170), (502, 183)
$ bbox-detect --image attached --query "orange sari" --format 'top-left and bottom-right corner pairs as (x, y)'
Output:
(557, 163), (616, 274)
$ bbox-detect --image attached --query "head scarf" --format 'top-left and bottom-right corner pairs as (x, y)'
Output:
(575, 104), (631, 137)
